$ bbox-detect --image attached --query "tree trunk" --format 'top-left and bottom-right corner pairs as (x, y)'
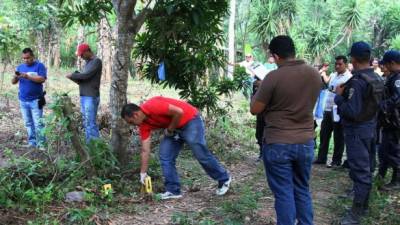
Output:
(36, 31), (48, 65)
(109, 20), (134, 165)
(110, 0), (152, 166)
(60, 95), (95, 176)
(52, 28), (61, 69)
(227, 0), (236, 79)
(76, 26), (85, 70)
(97, 17), (113, 82)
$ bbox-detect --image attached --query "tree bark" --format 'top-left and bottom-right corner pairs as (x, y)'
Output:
(110, 0), (152, 166)
(76, 26), (85, 70)
(97, 17), (113, 82)
(109, 15), (135, 166)
(60, 95), (95, 176)
(227, 0), (236, 78)
(52, 27), (61, 69)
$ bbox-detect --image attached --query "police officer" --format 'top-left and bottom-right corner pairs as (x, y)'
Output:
(334, 41), (384, 225)
(378, 50), (400, 191)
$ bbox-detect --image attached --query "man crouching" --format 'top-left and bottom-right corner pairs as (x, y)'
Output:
(121, 96), (231, 200)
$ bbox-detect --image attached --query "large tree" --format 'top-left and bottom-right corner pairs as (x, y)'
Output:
(59, 0), (230, 166)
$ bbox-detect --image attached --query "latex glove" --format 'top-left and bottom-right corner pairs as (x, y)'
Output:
(140, 172), (148, 184)
(164, 128), (175, 137)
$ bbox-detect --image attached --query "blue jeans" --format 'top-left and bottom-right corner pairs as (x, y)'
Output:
(80, 96), (100, 142)
(19, 99), (45, 147)
(159, 115), (230, 194)
(263, 140), (315, 225)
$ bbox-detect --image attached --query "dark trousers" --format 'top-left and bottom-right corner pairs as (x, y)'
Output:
(379, 130), (400, 176)
(253, 82), (265, 157)
(256, 114), (265, 153)
(345, 133), (374, 204)
(316, 111), (345, 164)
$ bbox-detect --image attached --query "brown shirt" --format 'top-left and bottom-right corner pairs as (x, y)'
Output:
(254, 60), (321, 144)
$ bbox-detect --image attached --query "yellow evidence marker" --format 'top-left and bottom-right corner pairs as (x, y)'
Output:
(141, 176), (153, 194)
(103, 184), (112, 195)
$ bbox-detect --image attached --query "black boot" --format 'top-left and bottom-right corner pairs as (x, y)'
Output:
(340, 202), (365, 225)
(381, 168), (400, 191)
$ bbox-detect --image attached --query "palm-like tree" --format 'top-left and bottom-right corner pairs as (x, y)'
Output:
(250, 0), (296, 56)
(329, 0), (362, 50)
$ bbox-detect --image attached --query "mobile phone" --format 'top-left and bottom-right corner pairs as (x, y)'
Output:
(15, 71), (20, 76)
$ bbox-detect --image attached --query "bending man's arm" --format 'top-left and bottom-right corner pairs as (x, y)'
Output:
(140, 138), (151, 173)
(166, 104), (184, 132)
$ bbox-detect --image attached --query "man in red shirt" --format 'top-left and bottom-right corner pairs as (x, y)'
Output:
(121, 96), (231, 200)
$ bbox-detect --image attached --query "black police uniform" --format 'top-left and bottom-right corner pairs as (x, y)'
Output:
(335, 68), (383, 207)
(378, 71), (400, 184)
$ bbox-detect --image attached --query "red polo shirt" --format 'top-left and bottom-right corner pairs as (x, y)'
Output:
(139, 96), (198, 140)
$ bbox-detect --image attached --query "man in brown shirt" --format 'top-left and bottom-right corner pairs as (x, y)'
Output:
(250, 35), (321, 225)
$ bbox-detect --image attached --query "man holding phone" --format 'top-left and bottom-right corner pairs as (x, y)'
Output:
(12, 48), (47, 148)
(66, 43), (102, 143)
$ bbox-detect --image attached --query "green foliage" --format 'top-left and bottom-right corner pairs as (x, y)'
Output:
(135, 0), (252, 114)
(135, 0), (228, 87)
(171, 211), (217, 225)
(304, 22), (333, 62)
(0, 23), (24, 62)
(381, 4), (400, 42)
(250, 0), (296, 44)
(341, 0), (363, 32)
(390, 35), (400, 50)
(65, 206), (97, 225)
(221, 185), (262, 223)
(0, 149), (60, 211)
(58, 0), (114, 27)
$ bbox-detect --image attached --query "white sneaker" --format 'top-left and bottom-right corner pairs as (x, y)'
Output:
(216, 176), (232, 196)
(159, 191), (183, 200)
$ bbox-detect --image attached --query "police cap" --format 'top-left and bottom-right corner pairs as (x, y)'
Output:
(380, 50), (400, 65)
(348, 41), (371, 57)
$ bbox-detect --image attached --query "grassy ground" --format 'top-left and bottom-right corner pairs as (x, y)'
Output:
(0, 68), (399, 225)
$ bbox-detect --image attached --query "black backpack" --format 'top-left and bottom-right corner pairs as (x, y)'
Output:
(353, 72), (384, 122)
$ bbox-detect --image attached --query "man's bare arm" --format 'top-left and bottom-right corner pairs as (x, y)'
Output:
(166, 104), (184, 132)
(20, 73), (46, 83)
(140, 138), (151, 173)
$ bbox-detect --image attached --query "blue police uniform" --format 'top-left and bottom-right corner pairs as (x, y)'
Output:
(335, 68), (378, 206)
(378, 71), (400, 184)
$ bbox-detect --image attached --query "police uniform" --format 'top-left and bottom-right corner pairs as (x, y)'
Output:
(335, 68), (383, 207)
(378, 70), (400, 187)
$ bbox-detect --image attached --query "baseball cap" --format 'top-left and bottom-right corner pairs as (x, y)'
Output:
(348, 41), (371, 57)
(76, 43), (90, 57)
(380, 50), (400, 65)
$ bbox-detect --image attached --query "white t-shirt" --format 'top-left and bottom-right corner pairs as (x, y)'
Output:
(324, 70), (352, 111)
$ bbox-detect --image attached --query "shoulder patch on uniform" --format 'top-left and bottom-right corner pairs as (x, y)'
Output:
(348, 88), (355, 99)
(395, 80), (400, 88)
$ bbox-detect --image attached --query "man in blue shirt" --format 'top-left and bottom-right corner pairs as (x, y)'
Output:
(12, 48), (47, 148)
(335, 42), (384, 225)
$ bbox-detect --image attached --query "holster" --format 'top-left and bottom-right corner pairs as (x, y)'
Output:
(38, 91), (46, 109)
